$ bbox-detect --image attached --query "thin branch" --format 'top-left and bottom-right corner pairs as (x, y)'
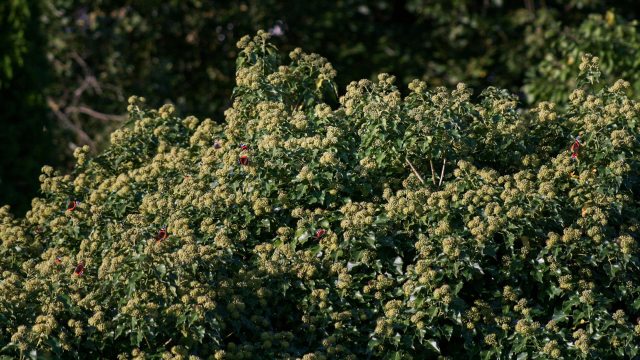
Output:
(438, 158), (447, 187)
(73, 76), (101, 98)
(405, 158), (425, 185)
(70, 51), (95, 81)
(65, 106), (127, 122)
(429, 159), (436, 185)
(47, 97), (95, 147)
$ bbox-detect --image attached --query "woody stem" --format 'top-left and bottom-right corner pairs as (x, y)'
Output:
(438, 158), (447, 187)
(406, 158), (425, 185)
(429, 159), (437, 185)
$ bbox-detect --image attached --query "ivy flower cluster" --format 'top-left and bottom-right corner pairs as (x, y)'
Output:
(0, 32), (639, 359)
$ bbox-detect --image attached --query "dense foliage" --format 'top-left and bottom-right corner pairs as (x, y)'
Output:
(6, 0), (640, 213)
(39, 0), (640, 148)
(0, 0), (30, 86)
(525, 11), (640, 104)
(0, 0), (57, 215)
(1, 33), (639, 359)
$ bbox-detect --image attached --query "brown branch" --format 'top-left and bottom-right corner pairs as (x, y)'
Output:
(65, 105), (126, 122)
(47, 97), (95, 147)
(73, 76), (102, 99)
(405, 158), (425, 185)
(70, 52), (103, 100)
(70, 52), (93, 78)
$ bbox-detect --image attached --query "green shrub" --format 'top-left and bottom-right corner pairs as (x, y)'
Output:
(41, 0), (640, 151)
(7, 0), (636, 214)
(524, 11), (640, 104)
(1, 32), (639, 359)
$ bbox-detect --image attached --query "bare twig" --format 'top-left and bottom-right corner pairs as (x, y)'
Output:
(71, 52), (94, 79)
(73, 76), (101, 98)
(405, 158), (425, 185)
(438, 158), (447, 187)
(47, 97), (95, 147)
(429, 159), (436, 185)
(65, 106), (126, 122)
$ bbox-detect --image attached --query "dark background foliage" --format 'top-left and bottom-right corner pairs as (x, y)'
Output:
(2, 0), (640, 213)
(1, 0), (57, 215)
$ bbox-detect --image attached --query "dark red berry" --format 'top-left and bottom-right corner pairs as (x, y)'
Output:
(67, 201), (79, 211)
(74, 262), (85, 276)
(155, 227), (168, 242)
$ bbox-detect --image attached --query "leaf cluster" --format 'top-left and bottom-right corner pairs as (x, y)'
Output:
(1, 33), (640, 359)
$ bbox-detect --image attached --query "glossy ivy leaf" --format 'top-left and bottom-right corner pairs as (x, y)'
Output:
(1, 32), (639, 360)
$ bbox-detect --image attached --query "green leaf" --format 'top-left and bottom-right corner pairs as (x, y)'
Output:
(425, 339), (440, 353)
(297, 231), (310, 244)
(552, 310), (568, 323)
(367, 337), (380, 351)
(393, 256), (404, 274)
(155, 264), (166, 275)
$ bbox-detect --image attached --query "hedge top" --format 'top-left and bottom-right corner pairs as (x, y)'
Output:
(1, 31), (639, 359)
